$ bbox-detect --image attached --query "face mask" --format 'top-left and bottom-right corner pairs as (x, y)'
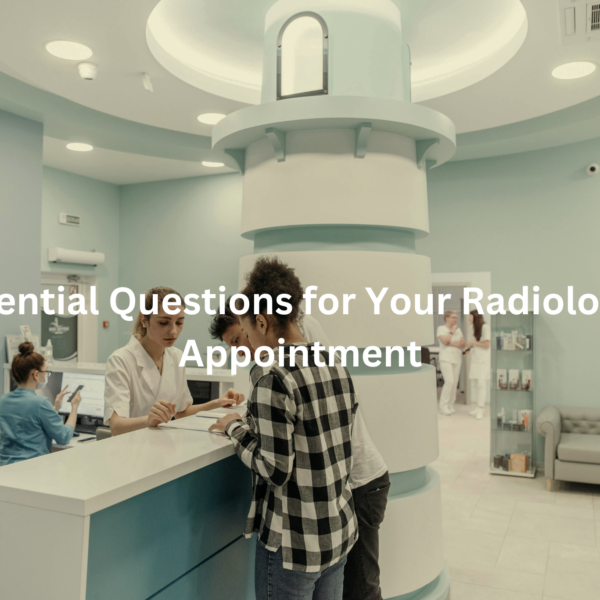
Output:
(35, 372), (46, 391)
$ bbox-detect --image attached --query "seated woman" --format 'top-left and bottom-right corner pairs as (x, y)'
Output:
(0, 342), (81, 466)
(210, 258), (358, 600)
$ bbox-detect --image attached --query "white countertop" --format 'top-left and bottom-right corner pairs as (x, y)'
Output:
(0, 425), (234, 517)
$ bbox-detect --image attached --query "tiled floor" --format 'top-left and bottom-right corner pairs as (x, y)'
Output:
(434, 403), (600, 600)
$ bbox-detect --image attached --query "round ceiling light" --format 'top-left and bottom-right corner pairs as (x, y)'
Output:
(45, 41), (93, 61)
(66, 143), (93, 152)
(552, 62), (596, 80)
(202, 161), (224, 168)
(197, 113), (226, 125)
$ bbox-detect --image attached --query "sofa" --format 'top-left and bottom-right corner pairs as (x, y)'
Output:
(537, 406), (600, 491)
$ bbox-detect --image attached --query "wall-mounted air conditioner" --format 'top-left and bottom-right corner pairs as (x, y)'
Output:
(48, 247), (105, 266)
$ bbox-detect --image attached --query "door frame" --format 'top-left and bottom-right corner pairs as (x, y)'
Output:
(41, 272), (98, 363)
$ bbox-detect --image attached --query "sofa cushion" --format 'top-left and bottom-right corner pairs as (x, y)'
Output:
(557, 433), (600, 464)
(560, 408), (600, 434)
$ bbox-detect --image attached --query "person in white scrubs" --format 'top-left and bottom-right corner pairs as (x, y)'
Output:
(105, 287), (242, 436)
(464, 310), (491, 420)
(437, 310), (465, 415)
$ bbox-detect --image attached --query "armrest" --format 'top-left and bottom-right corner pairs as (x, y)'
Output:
(537, 406), (562, 480)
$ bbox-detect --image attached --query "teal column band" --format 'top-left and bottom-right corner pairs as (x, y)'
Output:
(388, 467), (428, 496)
(251, 224), (417, 253)
(387, 566), (450, 600)
(388, 467), (439, 500)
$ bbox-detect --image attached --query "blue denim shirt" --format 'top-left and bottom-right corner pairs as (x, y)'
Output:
(0, 388), (73, 466)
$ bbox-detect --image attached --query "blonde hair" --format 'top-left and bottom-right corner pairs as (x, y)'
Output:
(444, 310), (457, 321)
(133, 287), (185, 338)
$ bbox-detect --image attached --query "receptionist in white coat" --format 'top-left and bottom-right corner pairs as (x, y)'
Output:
(104, 287), (241, 436)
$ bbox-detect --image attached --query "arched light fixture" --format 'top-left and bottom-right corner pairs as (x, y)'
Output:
(277, 12), (328, 100)
(202, 161), (225, 168)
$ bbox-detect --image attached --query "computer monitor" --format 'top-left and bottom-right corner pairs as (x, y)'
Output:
(58, 372), (105, 419)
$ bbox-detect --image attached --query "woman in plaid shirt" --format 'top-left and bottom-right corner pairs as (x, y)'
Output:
(210, 257), (358, 600)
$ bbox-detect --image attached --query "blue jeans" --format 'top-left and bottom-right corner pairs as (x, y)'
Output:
(255, 540), (348, 600)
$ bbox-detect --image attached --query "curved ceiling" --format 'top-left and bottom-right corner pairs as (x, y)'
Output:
(0, 0), (598, 183)
(147, 0), (528, 104)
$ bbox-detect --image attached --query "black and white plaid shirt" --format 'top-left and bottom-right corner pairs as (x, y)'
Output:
(225, 343), (358, 572)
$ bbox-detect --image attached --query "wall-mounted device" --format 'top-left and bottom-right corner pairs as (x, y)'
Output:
(587, 163), (599, 176)
(59, 213), (81, 226)
(48, 247), (105, 266)
(558, 0), (600, 45)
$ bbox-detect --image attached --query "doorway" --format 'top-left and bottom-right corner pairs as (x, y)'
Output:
(41, 273), (98, 364)
(430, 272), (492, 407)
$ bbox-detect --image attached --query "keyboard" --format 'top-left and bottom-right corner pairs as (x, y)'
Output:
(75, 423), (98, 435)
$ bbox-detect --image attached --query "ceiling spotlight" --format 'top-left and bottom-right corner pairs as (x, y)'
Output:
(66, 143), (93, 152)
(45, 41), (92, 61)
(552, 62), (596, 80)
(197, 113), (226, 125)
(202, 161), (225, 168)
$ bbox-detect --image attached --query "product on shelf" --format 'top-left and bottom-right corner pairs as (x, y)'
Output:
(518, 409), (533, 431)
(508, 369), (520, 390)
(509, 453), (529, 473)
(497, 369), (508, 390)
(521, 370), (533, 391)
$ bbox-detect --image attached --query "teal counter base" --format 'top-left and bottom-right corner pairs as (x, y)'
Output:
(86, 455), (252, 600)
(150, 536), (255, 600)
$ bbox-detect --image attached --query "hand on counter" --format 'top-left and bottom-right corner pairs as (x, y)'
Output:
(147, 400), (177, 428)
(209, 413), (243, 434)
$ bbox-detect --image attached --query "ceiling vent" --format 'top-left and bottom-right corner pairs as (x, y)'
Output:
(558, 0), (600, 44)
(59, 213), (81, 226)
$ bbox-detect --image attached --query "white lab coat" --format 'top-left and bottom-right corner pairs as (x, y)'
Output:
(103, 336), (193, 424)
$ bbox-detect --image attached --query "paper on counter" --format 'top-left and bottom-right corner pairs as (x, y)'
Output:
(159, 416), (222, 434)
(196, 405), (247, 419)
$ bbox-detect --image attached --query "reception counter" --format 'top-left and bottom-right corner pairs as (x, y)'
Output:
(0, 424), (254, 600)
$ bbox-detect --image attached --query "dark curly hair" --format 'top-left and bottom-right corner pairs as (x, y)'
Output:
(237, 257), (304, 331)
(209, 297), (239, 341)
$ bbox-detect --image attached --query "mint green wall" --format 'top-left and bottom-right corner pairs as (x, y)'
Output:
(118, 173), (252, 354)
(41, 167), (120, 362)
(418, 137), (600, 461)
(0, 110), (43, 392)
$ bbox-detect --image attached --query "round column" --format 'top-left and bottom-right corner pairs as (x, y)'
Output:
(213, 1), (455, 597)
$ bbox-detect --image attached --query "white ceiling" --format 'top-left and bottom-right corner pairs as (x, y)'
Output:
(43, 137), (234, 185)
(0, 0), (599, 183)
(147, 0), (528, 104)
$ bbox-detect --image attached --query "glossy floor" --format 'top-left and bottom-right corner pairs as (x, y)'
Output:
(434, 404), (600, 600)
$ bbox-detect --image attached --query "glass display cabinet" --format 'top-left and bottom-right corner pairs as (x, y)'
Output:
(490, 313), (536, 477)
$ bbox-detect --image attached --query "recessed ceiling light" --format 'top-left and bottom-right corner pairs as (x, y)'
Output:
(66, 143), (93, 152)
(197, 113), (226, 125)
(45, 41), (93, 61)
(202, 161), (224, 168)
(552, 61), (596, 80)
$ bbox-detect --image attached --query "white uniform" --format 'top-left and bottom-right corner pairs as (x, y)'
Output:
(299, 315), (388, 489)
(468, 323), (491, 409)
(437, 324), (464, 412)
(104, 336), (193, 424)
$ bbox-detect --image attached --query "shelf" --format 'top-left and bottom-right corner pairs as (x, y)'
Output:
(495, 350), (532, 354)
(494, 389), (533, 393)
(492, 427), (533, 433)
(489, 466), (537, 478)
